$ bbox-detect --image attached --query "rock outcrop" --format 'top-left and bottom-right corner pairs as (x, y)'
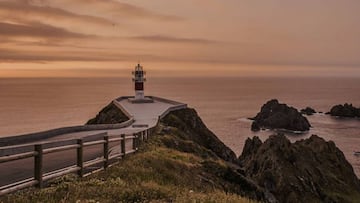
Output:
(239, 134), (360, 203)
(160, 108), (267, 201)
(300, 107), (316, 115)
(161, 108), (238, 164)
(86, 102), (128, 124)
(251, 99), (311, 132)
(328, 103), (360, 118)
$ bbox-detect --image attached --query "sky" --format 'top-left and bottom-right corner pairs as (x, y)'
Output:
(0, 0), (360, 77)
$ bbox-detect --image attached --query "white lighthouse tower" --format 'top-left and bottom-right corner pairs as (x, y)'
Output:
(132, 63), (146, 100)
(130, 64), (153, 103)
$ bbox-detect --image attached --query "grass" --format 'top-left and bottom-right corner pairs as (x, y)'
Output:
(1, 127), (256, 203)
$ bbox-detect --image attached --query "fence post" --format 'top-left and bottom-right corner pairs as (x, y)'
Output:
(140, 131), (144, 142)
(139, 132), (142, 146)
(77, 139), (84, 177)
(132, 133), (137, 150)
(104, 135), (109, 169)
(34, 144), (43, 188)
(121, 134), (126, 158)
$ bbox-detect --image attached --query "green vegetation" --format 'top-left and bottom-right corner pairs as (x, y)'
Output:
(1, 124), (255, 203)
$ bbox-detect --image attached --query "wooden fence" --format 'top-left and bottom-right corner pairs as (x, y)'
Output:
(0, 127), (156, 196)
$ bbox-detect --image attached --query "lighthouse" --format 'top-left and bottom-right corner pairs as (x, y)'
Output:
(130, 63), (153, 103)
(132, 63), (146, 100)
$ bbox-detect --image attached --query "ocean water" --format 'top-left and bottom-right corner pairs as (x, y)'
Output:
(0, 77), (359, 176)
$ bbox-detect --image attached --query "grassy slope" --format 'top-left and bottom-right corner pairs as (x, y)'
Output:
(1, 125), (255, 203)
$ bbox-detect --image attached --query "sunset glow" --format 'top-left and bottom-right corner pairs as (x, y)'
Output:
(1, 0), (360, 77)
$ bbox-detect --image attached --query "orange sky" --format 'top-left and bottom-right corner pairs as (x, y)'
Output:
(1, 0), (360, 77)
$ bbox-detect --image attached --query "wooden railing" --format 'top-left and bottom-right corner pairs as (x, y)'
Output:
(0, 127), (156, 196)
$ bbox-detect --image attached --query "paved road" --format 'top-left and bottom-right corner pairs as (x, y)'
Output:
(0, 97), (186, 187)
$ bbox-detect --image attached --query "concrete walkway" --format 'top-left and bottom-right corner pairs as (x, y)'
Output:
(40, 96), (186, 141)
(116, 97), (175, 127)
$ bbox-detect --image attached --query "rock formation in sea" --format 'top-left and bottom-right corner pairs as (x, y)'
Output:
(239, 134), (360, 203)
(300, 107), (316, 115)
(251, 99), (311, 132)
(328, 103), (360, 118)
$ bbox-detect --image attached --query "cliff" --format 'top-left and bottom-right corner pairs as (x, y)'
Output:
(161, 108), (238, 163)
(239, 134), (360, 203)
(160, 108), (267, 200)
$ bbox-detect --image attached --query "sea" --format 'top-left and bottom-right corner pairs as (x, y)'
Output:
(0, 77), (359, 176)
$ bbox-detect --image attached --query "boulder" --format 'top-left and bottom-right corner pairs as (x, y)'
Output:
(300, 107), (316, 115)
(239, 134), (360, 203)
(329, 103), (360, 118)
(251, 99), (311, 132)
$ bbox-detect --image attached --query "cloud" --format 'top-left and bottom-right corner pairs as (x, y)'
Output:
(46, 0), (183, 21)
(0, 49), (98, 62)
(0, 48), (159, 63)
(128, 35), (217, 44)
(0, 47), (219, 64)
(3, 0), (183, 23)
(0, 1), (116, 26)
(0, 22), (88, 39)
(2, 46), (360, 68)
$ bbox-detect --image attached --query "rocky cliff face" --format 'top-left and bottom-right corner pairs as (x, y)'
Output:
(160, 108), (268, 201)
(239, 134), (360, 203)
(161, 108), (238, 164)
(329, 103), (360, 118)
(251, 99), (311, 132)
(86, 102), (128, 125)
